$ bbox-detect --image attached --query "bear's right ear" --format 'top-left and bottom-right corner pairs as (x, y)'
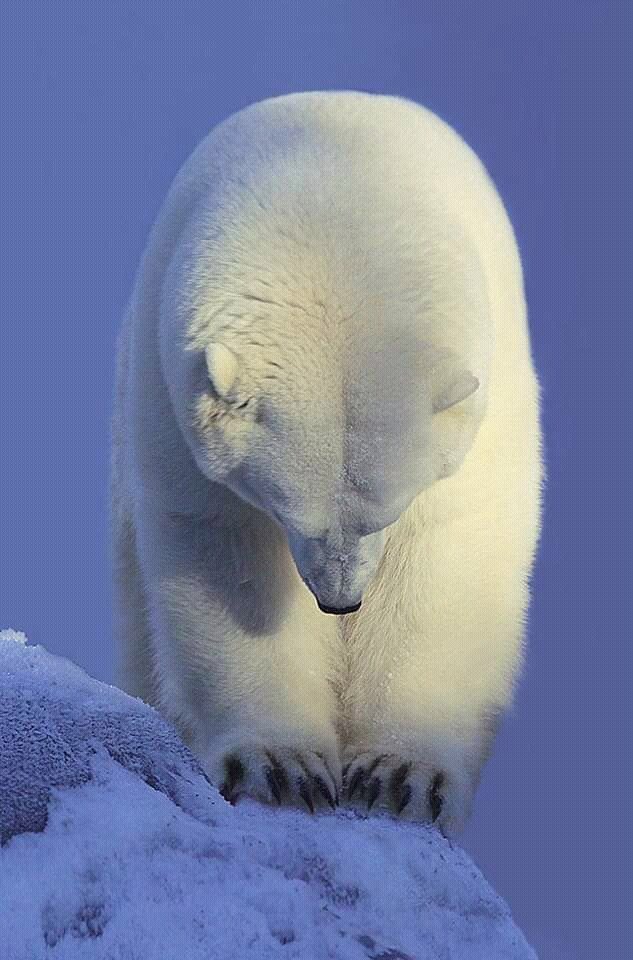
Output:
(432, 369), (479, 414)
(205, 343), (238, 399)
(423, 345), (480, 415)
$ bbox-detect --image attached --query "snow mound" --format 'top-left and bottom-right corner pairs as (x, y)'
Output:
(0, 629), (537, 960)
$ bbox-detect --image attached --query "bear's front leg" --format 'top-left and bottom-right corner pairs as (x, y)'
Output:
(136, 506), (343, 814)
(340, 517), (525, 835)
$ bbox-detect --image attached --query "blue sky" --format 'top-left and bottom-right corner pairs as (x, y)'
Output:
(1, 3), (630, 957)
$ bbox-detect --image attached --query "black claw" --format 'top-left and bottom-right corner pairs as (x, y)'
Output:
(273, 767), (290, 796)
(265, 752), (290, 796)
(265, 766), (283, 804)
(342, 761), (352, 781)
(219, 754), (245, 803)
(396, 783), (412, 814)
(316, 753), (340, 805)
(313, 775), (337, 810)
(429, 772), (445, 823)
(298, 777), (315, 813)
(389, 763), (411, 813)
(366, 777), (381, 810)
(346, 766), (365, 801)
(390, 763), (411, 791)
(366, 755), (385, 778)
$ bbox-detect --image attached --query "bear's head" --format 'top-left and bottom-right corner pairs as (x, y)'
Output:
(175, 329), (481, 615)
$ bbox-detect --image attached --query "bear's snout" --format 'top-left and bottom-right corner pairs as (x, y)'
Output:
(287, 527), (385, 614)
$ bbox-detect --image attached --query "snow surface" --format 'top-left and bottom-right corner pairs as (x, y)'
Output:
(0, 629), (537, 960)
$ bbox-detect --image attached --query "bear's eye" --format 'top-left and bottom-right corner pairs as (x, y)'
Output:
(233, 396), (262, 419)
(207, 383), (251, 413)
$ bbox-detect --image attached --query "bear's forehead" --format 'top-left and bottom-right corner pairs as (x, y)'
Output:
(254, 321), (431, 501)
(342, 408), (429, 509)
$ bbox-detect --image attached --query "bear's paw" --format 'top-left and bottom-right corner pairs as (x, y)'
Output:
(341, 748), (473, 835)
(214, 742), (341, 814)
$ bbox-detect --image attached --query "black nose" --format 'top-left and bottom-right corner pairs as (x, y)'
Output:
(316, 599), (362, 615)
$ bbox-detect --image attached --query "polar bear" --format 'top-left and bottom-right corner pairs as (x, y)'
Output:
(111, 92), (544, 834)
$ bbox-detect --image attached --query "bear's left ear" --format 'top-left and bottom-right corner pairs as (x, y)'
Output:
(425, 346), (479, 414)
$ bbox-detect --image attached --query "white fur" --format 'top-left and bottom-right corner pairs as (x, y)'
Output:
(111, 92), (544, 833)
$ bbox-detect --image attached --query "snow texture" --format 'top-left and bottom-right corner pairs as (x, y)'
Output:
(0, 629), (537, 960)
